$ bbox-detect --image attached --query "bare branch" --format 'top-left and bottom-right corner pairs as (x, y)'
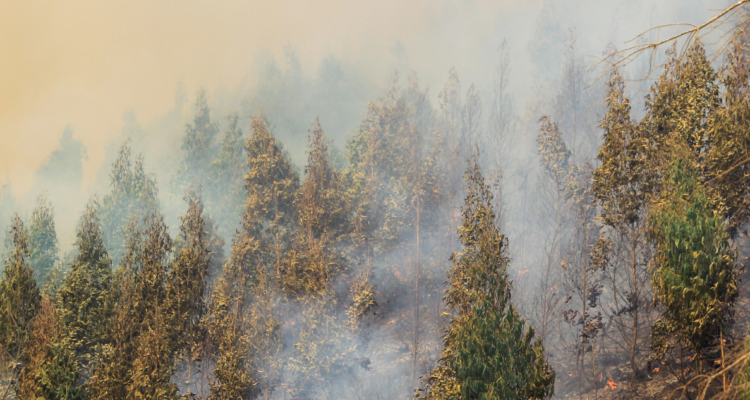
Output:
(594, 0), (750, 80)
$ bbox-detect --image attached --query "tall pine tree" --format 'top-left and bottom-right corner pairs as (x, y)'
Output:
(418, 159), (554, 400)
(177, 88), (219, 189)
(282, 118), (349, 296)
(27, 194), (59, 287)
(88, 212), (175, 399)
(100, 141), (159, 266)
(208, 116), (295, 399)
(209, 112), (247, 239)
(57, 201), (113, 369)
(18, 296), (84, 400)
(0, 215), (41, 398)
(244, 116), (299, 281)
(593, 70), (654, 382)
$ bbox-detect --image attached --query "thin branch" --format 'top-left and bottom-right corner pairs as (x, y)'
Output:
(593, 0), (750, 81)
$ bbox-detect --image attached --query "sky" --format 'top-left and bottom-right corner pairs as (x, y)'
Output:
(0, 0), (718, 199)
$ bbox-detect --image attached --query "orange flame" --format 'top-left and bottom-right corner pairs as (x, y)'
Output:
(607, 378), (617, 390)
(653, 367), (660, 372)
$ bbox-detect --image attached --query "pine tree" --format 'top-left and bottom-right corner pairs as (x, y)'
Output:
(0, 214), (41, 396)
(33, 125), (87, 195)
(57, 201), (113, 369)
(641, 42), (720, 190)
(208, 244), (260, 400)
(418, 159), (554, 400)
(164, 189), (212, 364)
(282, 118), (349, 296)
(206, 247), (286, 399)
(593, 70), (654, 382)
(175, 88), (219, 191)
(100, 141), (159, 265)
(125, 213), (175, 398)
(244, 116), (299, 281)
(537, 115), (571, 191)
(209, 112), (247, 238)
(648, 143), (738, 371)
(344, 76), (415, 328)
(88, 212), (174, 399)
(126, 312), (178, 400)
(18, 296), (84, 400)
(207, 117), (295, 399)
(27, 194), (59, 286)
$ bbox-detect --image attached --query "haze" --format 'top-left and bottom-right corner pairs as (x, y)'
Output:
(1, 0), (714, 198)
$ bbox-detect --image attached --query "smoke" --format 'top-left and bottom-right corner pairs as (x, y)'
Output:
(0, 0), (730, 397)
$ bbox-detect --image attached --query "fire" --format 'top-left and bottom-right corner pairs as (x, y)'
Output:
(607, 378), (617, 390)
(653, 367), (660, 372)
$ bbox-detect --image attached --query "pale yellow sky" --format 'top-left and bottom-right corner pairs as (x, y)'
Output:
(2, 0), (703, 202)
(1, 0), (528, 199)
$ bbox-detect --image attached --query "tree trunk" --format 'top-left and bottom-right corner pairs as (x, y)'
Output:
(412, 196), (421, 384)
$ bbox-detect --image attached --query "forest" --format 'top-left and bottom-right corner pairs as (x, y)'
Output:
(5, 1), (750, 399)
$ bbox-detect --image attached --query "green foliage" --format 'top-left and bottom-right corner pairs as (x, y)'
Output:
(19, 297), (85, 400)
(641, 43), (720, 194)
(645, 43), (720, 155)
(208, 248), (261, 400)
(298, 118), (350, 245)
(594, 70), (651, 226)
(640, 40), (750, 237)
(88, 212), (174, 400)
(344, 76), (441, 328)
(0, 214), (41, 361)
(454, 304), (554, 400)
(243, 117), (300, 278)
(177, 88), (219, 188)
(537, 115), (572, 189)
(345, 79), (413, 259)
(165, 190), (212, 353)
(208, 112), (247, 238)
(126, 315), (178, 400)
(57, 202), (113, 368)
(27, 194), (60, 286)
(100, 141), (160, 266)
(418, 160), (554, 400)
(38, 343), (87, 400)
(209, 166), (284, 399)
(648, 146), (738, 360)
(282, 118), (349, 296)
